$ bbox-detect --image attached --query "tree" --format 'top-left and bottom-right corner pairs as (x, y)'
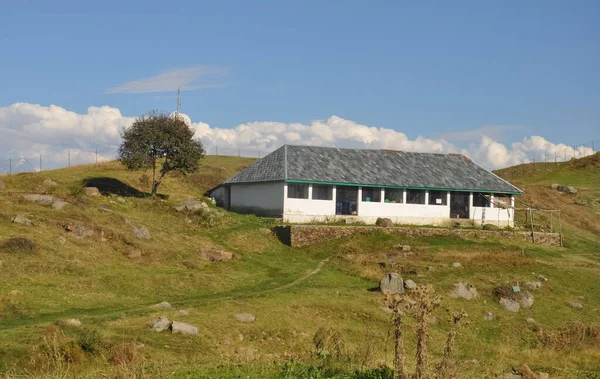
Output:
(118, 111), (205, 196)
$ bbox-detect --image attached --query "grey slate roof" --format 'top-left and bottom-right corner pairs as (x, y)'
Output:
(224, 145), (523, 194)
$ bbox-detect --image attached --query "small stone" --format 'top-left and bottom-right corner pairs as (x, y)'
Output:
(98, 204), (112, 212)
(379, 272), (404, 294)
(198, 248), (233, 262)
(12, 214), (33, 226)
(524, 282), (541, 291)
(537, 274), (548, 282)
(519, 292), (534, 309)
(174, 199), (207, 212)
(404, 279), (417, 290)
(550, 183), (560, 189)
(426, 266), (433, 271)
(569, 301), (583, 309)
(170, 321), (199, 335)
(83, 187), (101, 196)
(124, 219), (151, 240)
(152, 301), (172, 309)
(117, 197), (126, 203)
(9, 290), (23, 296)
(63, 318), (82, 327)
(575, 199), (587, 205)
(556, 185), (577, 194)
(483, 311), (494, 321)
(375, 217), (394, 227)
(501, 374), (521, 379)
(380, 306), (393, 314)
(72, 225), (94, 239)
(151, 316), (170, 332)
(538, 372), (549, 379)
(127, 249), (142, 258)
(526, 318), (536, 324)
(52, 200), (69, 210)
(235, 313), (256, 323)
(22, 194), (55, 205)
(238, 333), (244, 341)
(500, 298), (520, 312)
(176, 310), (189, 316)
(450, 282), (478, 300)
(452, 262), (462, 268)
(259, 228), (272, 235)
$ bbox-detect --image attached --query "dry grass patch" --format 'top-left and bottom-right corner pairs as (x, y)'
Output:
(1, 236), (38, 254)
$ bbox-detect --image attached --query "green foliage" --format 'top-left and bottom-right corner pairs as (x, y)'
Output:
(118, 111), (205, 195)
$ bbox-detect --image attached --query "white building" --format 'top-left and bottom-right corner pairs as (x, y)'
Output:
(209, 145), (522, 227)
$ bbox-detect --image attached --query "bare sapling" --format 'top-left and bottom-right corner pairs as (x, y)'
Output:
(436, 309), (468, 379)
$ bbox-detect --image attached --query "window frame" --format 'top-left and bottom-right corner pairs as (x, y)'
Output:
(428, 190), (448, 206)
(361, 187), (382, 203)
(406, 189), (426, 204)
(287, 183), (309, 199)
(473, 192), (491, 208)
(312, 184), (333, 201)
(384, 188), (404, 203)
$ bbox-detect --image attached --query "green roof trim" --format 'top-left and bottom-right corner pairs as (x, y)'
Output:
(284, 179), (523, 195)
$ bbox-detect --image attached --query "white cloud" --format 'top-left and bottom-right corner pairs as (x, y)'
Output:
(0, 102), (594, 173)
(107, 66), (227, 94)
(441, 125), (527, 143)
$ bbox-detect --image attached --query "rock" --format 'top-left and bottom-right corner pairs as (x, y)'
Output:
(12, 214), (33, 226)
(174, 199), (207, 212)
(52, 200), (69, 210)
(524, 282), (542, 291)
(375, 217), (394, 227)
(9, 290), (23, 296)
(124, 219), (151, 240)
(404, 279), (417, 290)
(569, 301), (583, 309)
(426, 266), (433, 271)
(450, 282), (479, 300)
(151, 316), (170, 332)
(235, 313), (256, 323)
(127, 249), (142, 258)
(0, 180), (5, 190)
(152, 301), (172, 309)
(72, 225), (94, 239)
(198, 248), (233, 262)
(556, 185), (577, 194)
(575, 199), (587, 205)
(42, 179), (58, 187)
(170, 321), (199, 335)
(550, 183), (560, 190)
(259, 228), (273, 235)
(63, 318), (82, 327)
(500, 298), (520, 312)
(379, 272), (404, 294)
(501, 374), (521, 379)
(519, 292), (534, 309)
(537, 372), (549, 379)
(537, 274), (548, 282)
(176, 310), (189, 316)
(380, 306), (393, 314)
(98, 204), (112, 212)
(393, 244), (411, 251)
(22, 194), (55, 205)
(83, 187), (101, 196)
(238, 333), (244, 341)
(117, 197), (126, 203)
(526, 318), (536, 324)
(483, 311), (495, 321)
(452, 262), (462, 268)
(516, 363), (539, 378)
(482, 223), (499, 230)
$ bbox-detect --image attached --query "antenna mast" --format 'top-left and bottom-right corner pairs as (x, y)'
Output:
(176, 87), (181, 114)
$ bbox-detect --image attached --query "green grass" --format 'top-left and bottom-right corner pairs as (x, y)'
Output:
(0, 156), (599, 378)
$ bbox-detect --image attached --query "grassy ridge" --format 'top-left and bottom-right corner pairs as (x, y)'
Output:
(0, 155), (599, 378)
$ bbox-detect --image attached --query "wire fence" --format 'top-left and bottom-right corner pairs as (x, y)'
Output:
(0, 145), (268, 175)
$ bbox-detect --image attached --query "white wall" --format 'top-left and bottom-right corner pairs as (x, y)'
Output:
(283, 183), (336, 220)
(230, 182), (284, 217)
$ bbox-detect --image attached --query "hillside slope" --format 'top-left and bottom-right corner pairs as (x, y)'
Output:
(0, 156), (599, 378)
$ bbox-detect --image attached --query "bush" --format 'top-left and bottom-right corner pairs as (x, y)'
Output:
(109, 342), (139, 366)
(2, 237), (37, 254)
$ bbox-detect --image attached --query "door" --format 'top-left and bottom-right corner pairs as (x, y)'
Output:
(450, 192), (470, 219)
(336, 186), (359, 215)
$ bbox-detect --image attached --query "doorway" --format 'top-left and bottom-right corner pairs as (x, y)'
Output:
(450, 192), (470, 219)
(336, 186), (359, 215)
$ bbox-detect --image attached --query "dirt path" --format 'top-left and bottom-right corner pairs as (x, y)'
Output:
(263, 257), (330, 293)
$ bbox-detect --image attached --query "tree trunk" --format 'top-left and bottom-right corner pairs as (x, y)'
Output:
(151, 157), (157, 197)
(393, 309), (408, 379)
(415, 314), (428, 379)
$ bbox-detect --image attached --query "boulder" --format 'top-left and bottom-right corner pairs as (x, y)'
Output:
(500, 298), (520, 312)
(12, 214), (33, 226)
(151, 316), (170, 332)
(152, 301), (172, 309)
(550, 183), (560, 190)
(375, 218), (394, 228)
(404, 279), (417, 290)
(524, 282), (541, 291)
(519, 292), (534, 309)
(71, 225), (94, 239)
(174, 199), (207, 212)
(450, 282), (479, 300)
(198, 248), (233, 262)
(63, 318), (82, 327)
(22, 194), (55, 206)
(0, 180), (5, 190)
(42, 179), (58, 187)
(235, 313), (256, 323)
(482, 224), (499, 230)
(483, 311), (495, 321)
(124, 219), (151, 240)
(556, 185), (577, 194)
(84, 187), (101, 196)
(569, 301), (583, 309)
(52, 200), (69, 210)
(379, 272), (404, 294)
(170, 321), (199, 336)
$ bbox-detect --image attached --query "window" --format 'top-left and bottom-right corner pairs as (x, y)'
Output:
(473, 192), (491, 207)
(428, 190), (447, 205)
(361, 187), (381, 202)
(312, 185), (333, 200)
(406, 189), (425, 204)
(493, 193), (512, 209)
(288, 183), (308, 199)
(384, 188), (403, 203)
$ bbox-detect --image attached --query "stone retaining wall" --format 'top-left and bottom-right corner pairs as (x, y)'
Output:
(273, 225), (562, 247)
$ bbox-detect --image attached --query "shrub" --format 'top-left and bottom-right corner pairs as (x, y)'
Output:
(2, 237), (37, 254)
(313, 326), (346, 360)
(109, 342), (139, 366)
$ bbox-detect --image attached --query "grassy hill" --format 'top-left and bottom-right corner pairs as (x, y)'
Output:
(0, 155), (599, 378)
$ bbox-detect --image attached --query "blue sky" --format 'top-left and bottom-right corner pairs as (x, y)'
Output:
(0, 1), (598, 169)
